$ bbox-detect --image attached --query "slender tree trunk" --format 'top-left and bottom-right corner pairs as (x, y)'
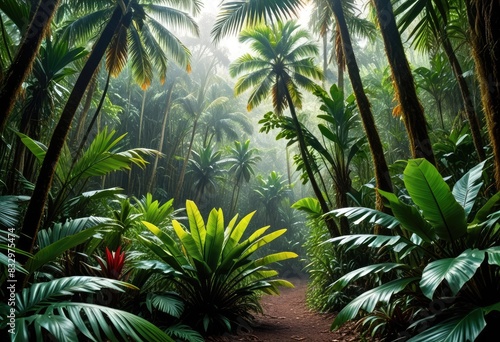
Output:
(175, 117), (199, 201)
(465, 1), (500, 185)
(330, 0), (393, 219)
(74, 70), (98, 144)
(440, 34), (485, 161)
(322, 33), (328, 89)
(371, 0), (436, 165)
(335, 23), (344, 94)
(284, 89), (340, 237)
(17, 7), (125, 276)
(138, 89), (147, 146)
(148, 82), (174, 193)
(0, 0), (61, 133)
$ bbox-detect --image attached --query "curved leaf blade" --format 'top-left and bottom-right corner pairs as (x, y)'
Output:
(404, 159), (467, 240)
(420, 249), (485, 299)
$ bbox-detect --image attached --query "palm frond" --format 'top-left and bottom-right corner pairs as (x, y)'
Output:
(331, 277), (419, 330)
(212, 0), (304, 43)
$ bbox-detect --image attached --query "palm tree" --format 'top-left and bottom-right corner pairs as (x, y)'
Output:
(174, 58), (228, 200)
(7, 35), (87, 193)
(464, 0), (500, 190)
(187, 144), (226, 203)
(394, 0), (486, 161)
(371, 0), (436, 165)
(309, 0), (376, 93)
(254, 171), (291, 228)
(229, 21), (343, 236)
(0, 0), (61, 133)
(327, 0), (393, 218)
(18, 0), (200, 263)
(227, 140), (261, 215)
(200, 102), (253, 147)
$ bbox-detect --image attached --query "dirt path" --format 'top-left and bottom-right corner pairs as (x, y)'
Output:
(208, 277), (360, 342)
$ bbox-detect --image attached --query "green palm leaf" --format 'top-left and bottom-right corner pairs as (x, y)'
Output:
(331, 277), (419, 330)
(292, 197), (322, 218)
(420, 249), (485, 299)
(16, 276), (133, 314)
(212, 0), (304, 43)
(404, 159), (467, 241)
(407, 307), (488, 342)
(25, 226), (104, 274)
(378, 189), (436, 242)
(330, 263), (408, 291)
(329, 206), (400, 229)
(48, 302), (174, 342)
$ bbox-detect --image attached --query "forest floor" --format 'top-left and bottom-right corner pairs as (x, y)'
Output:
(207, 277), (361, 342)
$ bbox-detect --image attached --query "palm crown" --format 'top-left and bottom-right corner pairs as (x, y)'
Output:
(67, 0), (201, 88)
(229, 20), (323, 114)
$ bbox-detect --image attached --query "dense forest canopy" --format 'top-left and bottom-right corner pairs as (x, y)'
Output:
(1, 0), (500, 341)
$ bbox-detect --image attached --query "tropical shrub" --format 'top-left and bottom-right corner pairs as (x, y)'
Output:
(137, 200), (297, 335)
(328, 159), (500, 341)
(293, 197), (374, 312)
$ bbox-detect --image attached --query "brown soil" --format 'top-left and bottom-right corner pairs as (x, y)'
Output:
(208, 277), (360, 342)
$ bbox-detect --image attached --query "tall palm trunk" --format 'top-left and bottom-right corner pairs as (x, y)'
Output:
(175, 116), (199, 201)
(335, 23), (345, 94)
(138, 89), (147, 146)
(330, 0), (393, 216)
(439, 31), (485, 161)
(371, 0), (435, 165)
(17, 7), (126, 271)
(148, 83), (174, 193)
(74, 70), (99, 144)
(284, 89), (340, 237)
(465, 0), (500, 190)
(0, 0), (61, 133)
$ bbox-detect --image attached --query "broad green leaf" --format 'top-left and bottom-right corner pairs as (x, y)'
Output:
(34, 314), (77, 341)
(331, 277), (419, 330)
(205, 208), (225, 270)
(486, 246), (500, 266)
(48, 302), (174, 342)
(292, 197), (322, 218)
(186, 200), (206, 251)
(404, 159), (467, 241)
(420, 249), (485, 299)
(330, 263), (407, 291)
(379, 190), (436, 242)
(330, 206), (400, 229)
(146, 293), (184, 318)
(471, 192), (500, 225)
(326, 234), (415, 256)
(223, 211), (255, 256)
(243, 229), (286, 256)
(452, 161), (485, 218)
(16, 276), (133, 314)
(254, 252), (298, 267)
(408, 307), (486, 342)
(25, 226), (103, 274)
(172, 220), (204, 261)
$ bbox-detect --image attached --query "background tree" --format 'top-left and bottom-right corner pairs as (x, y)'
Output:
(0, 0), (61, 133)
(328, 0), (393, 218)
(227, 139), (261, 216)
(371, 0), (436, 165)
(465, 0), (500, 190)
(17, 0), (200, 261)
(229, 21), (341, 237)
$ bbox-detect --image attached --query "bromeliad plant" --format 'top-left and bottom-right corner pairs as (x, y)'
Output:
(328, 159), (500, 341)
(137, 200), (297, 335)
